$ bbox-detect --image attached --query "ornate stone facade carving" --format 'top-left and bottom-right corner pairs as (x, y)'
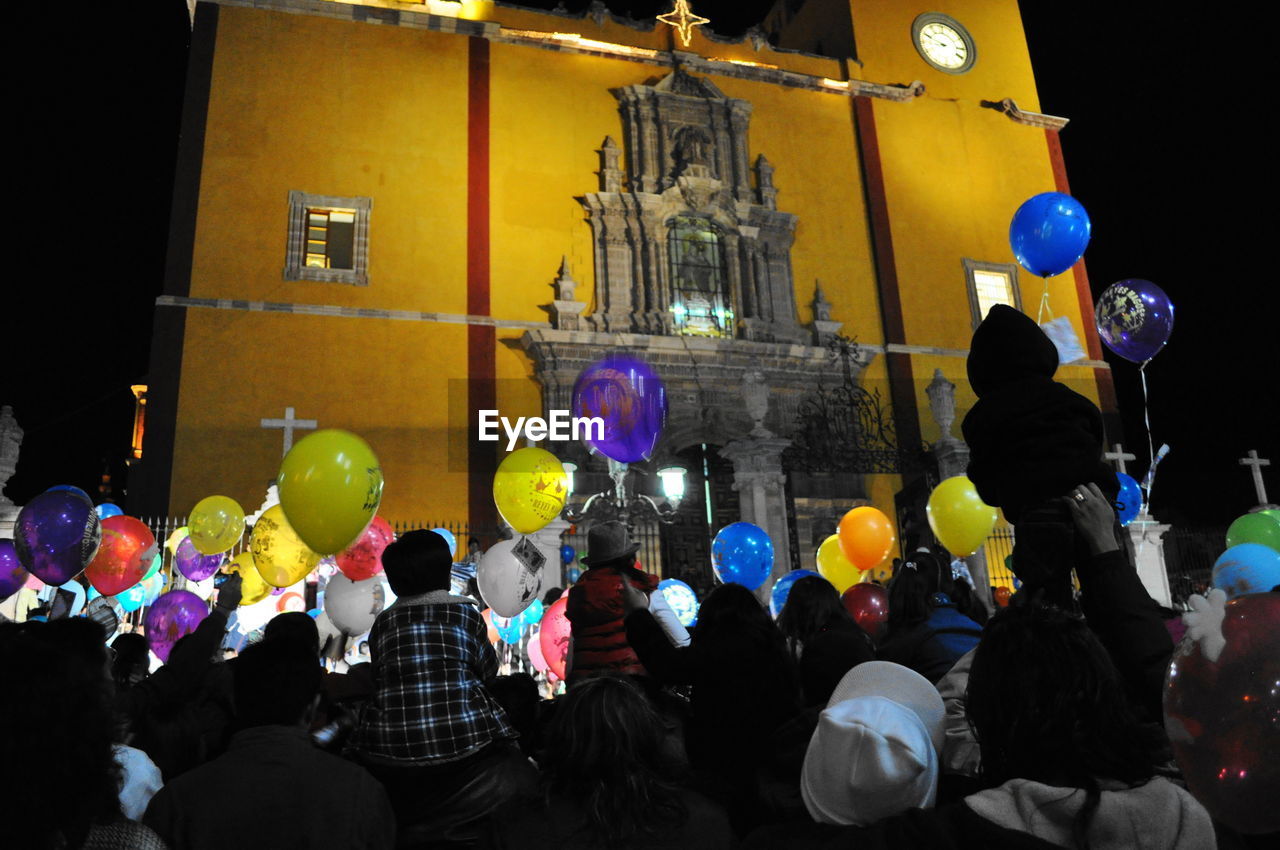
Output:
(0, 406), (22, 518)
(579, 67), (805, 344)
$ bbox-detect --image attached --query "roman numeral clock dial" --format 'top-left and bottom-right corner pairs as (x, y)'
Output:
(912, 13), (977, 74)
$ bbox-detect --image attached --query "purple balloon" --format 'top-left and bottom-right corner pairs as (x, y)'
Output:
(144, 590), (209, 662)
(571, 356), (668, 463)
(14, 491), (102, 586)
(1095, 279), (1174, 363)
(1, 539), (30, 597)
(174, 536), (224, 582)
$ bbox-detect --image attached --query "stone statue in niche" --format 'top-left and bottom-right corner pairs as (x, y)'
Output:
(0, 406), (22, 508)
(672, 125), (714, 177)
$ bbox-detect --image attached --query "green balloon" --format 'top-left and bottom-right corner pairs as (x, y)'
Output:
(1225, 512), (1280, 553)
(142, 552), (163, 581)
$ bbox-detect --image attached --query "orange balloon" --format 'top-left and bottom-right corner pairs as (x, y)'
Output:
(994, 586), (1012, 608)
(837, 506), (896, 570)
(481, 607), (500, 644)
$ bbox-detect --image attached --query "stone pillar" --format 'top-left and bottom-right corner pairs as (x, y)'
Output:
(1128, 511), (1173, 607)
(720, 438), (793, 604)
(528, 518), (572, 593)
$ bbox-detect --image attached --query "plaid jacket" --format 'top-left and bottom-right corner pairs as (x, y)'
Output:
(350, 593), (515, 765)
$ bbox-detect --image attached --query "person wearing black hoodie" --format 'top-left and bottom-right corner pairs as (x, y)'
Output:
(960, 304), (1119, 603)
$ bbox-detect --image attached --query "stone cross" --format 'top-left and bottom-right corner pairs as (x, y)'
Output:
(1104, 443), (1136, 475)
(1239, 449), (1272, 506)
(261, 407), (317, 456)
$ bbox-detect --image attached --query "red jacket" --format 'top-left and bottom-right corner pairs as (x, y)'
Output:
(565, 566), (658, 682)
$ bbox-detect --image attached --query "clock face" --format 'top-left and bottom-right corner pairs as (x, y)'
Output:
(912, 14), (976, 74)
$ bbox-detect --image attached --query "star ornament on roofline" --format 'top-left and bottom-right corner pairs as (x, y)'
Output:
(658, 0), (710, 47)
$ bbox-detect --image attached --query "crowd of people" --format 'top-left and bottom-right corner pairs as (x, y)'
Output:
(3, 307), (1272, 849)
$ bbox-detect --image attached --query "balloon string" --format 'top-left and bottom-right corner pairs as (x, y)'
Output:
(1036, 278), (1053, 324)
(1138, 362), (1157, 514)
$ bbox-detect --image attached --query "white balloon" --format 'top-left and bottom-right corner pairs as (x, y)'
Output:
(477, 538), (544, 619)
(324, 574), (386, 635)
(234, 595), (277, 633)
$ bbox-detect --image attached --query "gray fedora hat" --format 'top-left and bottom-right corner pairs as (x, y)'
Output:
(580, 521), (640, 568)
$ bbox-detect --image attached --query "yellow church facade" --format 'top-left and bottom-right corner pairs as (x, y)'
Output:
(138, 0), (1116, 592)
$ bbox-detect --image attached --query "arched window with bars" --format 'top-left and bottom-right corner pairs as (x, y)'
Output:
(667, 216), (733, 338)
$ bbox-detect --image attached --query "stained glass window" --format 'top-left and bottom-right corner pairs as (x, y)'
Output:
(668, 216), (733, 338)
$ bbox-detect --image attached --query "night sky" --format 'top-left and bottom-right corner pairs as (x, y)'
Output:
(7, 1), (1275, 527)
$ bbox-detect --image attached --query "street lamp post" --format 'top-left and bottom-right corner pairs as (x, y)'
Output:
(561, 458), (687, 532)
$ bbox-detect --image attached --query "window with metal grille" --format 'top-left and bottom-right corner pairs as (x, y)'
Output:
(963, 258), (1022, 328)
(304, 208), (356, 270)
(667, 216), (733, 338)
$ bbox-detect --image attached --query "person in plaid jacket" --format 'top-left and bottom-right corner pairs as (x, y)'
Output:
(349, 529), (534, 837)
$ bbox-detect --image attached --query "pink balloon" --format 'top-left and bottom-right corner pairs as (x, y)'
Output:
(528, 627), (549, 673)
(336, 516), (394, 581)
(538, 596), (571, 680)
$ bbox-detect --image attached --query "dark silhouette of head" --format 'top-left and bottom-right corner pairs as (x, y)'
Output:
(381, 529), (452, 596)
(966, 604), (1155, 839)
(1, 622), (122, 849)
(263, 611), (320, 655)
(543, 674), (686, 846)
(232, 637), (322, 729)
(776, 575), (855, 656)
(111, 632), (150, 687)
(887, 551), (945, 631)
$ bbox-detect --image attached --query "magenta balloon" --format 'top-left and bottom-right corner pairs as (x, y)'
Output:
(14, 491), (102, 586)
(174, 536), (224, 582)
(144, 590), (209, 663)
(0, 540), (29, 597)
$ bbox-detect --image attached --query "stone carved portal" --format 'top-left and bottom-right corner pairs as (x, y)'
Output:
(522, 68), (878, 589)
(580, 67), (805, 344)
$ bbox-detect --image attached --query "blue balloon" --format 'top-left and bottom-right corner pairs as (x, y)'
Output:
(493, 611), (523, 644)
(1212, 544), (1280, 599)
(1009, 192), (1092, 278)
(711, 522), (774, 591)
(96, 503), (124, 520)
(430, 528), (457, 557)
(659, 578), (699, 627)
(46, 485), (92, 504)
(116, 581), (149, 614)
(769, 569), (822, 618)
(518, 598), (545, 628)
(1115, 472), (1143, 526)
(567, 567), (581, 584)
(560, 544), (576, 565)
(307, 608), (321, 619)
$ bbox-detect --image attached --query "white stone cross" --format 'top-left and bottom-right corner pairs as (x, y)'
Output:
(1104, 443), (1137, 475)
(261, 407), (317, 456)
(1239, 449), (1272, 506)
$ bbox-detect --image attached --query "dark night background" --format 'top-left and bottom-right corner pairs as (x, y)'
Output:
(7, 1), (1276, 528)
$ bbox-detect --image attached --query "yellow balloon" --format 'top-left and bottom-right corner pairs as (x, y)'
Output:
(816, 534), (864, 594)
(278, 430), (384, 555)
(188, 496), (245, 555)
(492, 447), (570, 534)
(228, 551), (271, 606)
(165, 526), (190, 556)
(926, 476), (998, 557)
(250, 505), (321, 588)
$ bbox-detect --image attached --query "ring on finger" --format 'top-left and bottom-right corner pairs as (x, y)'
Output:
(1073, 491), (1087, 503)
